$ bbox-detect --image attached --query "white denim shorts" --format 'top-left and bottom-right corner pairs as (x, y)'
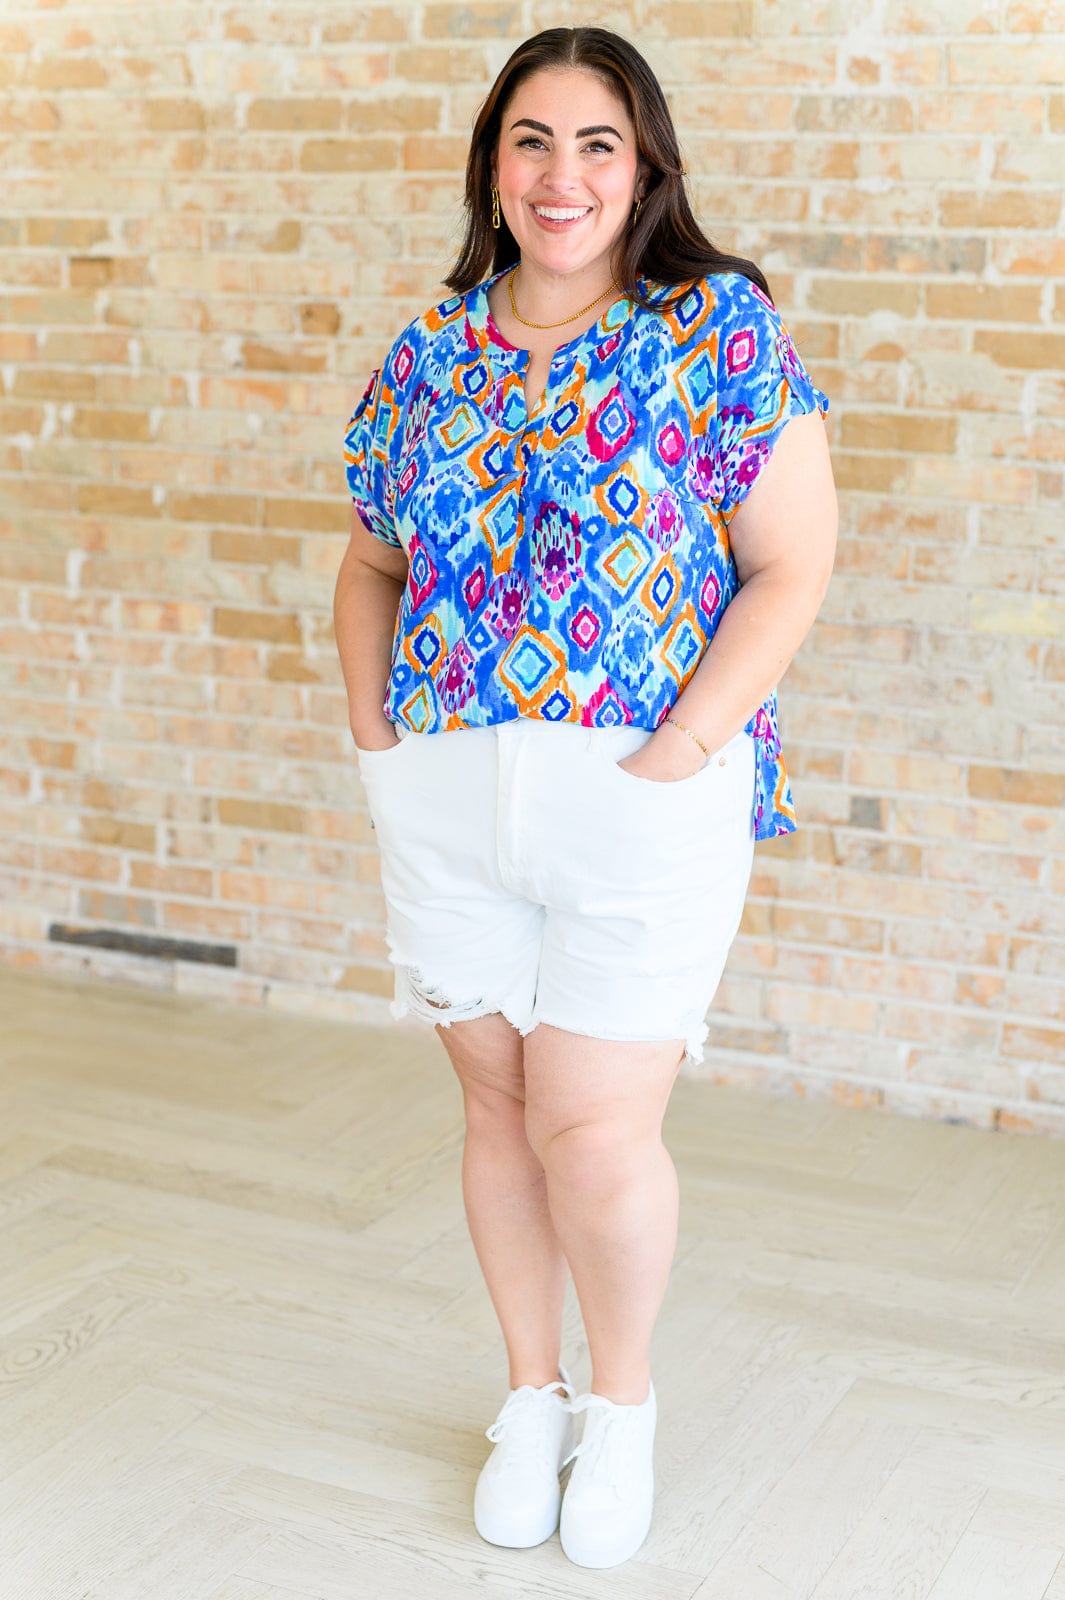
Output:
(354, 718), (757, 1065)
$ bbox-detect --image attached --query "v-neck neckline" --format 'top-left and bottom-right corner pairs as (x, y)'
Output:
(468, 265), (647, 425)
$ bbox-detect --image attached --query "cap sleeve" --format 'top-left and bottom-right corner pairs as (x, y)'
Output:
(712, 281), (830, 526)
(342, 364), (402, 548)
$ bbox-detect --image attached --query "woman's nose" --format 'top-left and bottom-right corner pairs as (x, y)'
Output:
(540, 149), (582, 190)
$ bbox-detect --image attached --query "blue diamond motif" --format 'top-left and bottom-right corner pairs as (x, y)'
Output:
(540, 689), (572, 721)
(598, 398), (631, 445)
(676, 289), (705, 331)
(683, 352), (715, 410)
(482, 439), (508, 478)
(605, 476), (639, 519)
(462, 361), (490, 397)
(482, 493), (519, 553)
(509, 637), (554, 694)
(651, 568), (675, 608)
(666, 621), (701, 675)
(412, 627), (443, 669)
(466, 620), (494, 654)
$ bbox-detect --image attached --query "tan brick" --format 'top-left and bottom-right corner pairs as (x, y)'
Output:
(421, 2), (521, 35)
(26, 217), (110, 249)
(27, 737), (79, 769)
(73, 893), (157, 929)
(399, 133), (466, 171)
(795, 95), (914, 134)
(168, 491), (258, 525)
(5, 291), (97, 325)
(299, 301), (340, 336)
(337, 961), (394, 997)
(266, 650), (322, 684)
(840, 413), (957, 454)
(262, 498), (349, 533)
(213, 608), (301, 645)
(76, 484), (159, 517)
(973, 330), (1065, 371)
(939, 189), (1062, 230)
(211, 530), (300, 565)
(830, 453), (910, 493)
(322, 11), (408, 42)
(145, 98), (206, 132)
(391, 46), (490, 82)
(864, 232), (986, 274)
(240, 340), (328, 374)
(81, 815), (157, 853)
(246, 99), (343, 131)
(13, 367), (97, 401)
(948, 39), (1065, 84)
(1001, 1023), (1065, 1063)
(121, 600), (209, 634)
(995, 236), (1065, 277)
(129, 861), (213, 896)
(300, 138), (398, 172)
(29, 57), (108, 90)
(968, 766), (1065, 807)
(772, 906), (885, 953)
(766, 986), (879, 1032)
(71, 407), (151, 442)
(68, 256), (114, 288)
(216, 798), (304, 833)
(807, 277), (921, 317)
(925, 282), (1043, 322)
(345, 97), (443, 134)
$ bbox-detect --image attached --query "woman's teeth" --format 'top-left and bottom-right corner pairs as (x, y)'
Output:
(532, 205), (591, 221)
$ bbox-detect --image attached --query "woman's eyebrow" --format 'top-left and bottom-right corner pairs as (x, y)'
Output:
(509, 117), (624, 140)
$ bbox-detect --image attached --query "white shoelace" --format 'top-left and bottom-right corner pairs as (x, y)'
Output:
(560, 1393), (645, 1494)
(484, 1373), (575, 1470)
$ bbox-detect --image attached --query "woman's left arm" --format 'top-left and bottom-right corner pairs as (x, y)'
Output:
(622, 408), (838, 780)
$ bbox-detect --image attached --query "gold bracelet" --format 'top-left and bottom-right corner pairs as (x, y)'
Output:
(664, 716), (710, 760)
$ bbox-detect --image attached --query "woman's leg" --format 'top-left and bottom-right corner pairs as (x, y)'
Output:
(435, 1010), (569, 1390)
(522, 1023), (685, 1406)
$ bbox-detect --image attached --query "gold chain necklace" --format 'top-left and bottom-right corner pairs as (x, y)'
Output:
(507, 266), (620, 329)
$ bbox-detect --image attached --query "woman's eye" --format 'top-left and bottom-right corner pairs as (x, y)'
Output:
(587, 141), (614, 154)
(516, 136), (545, 149)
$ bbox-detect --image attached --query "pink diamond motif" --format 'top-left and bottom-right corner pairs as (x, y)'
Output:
(570, 605), (601, 650)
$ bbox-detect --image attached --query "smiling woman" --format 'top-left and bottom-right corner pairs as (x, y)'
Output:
(333, 24), (836, 1574)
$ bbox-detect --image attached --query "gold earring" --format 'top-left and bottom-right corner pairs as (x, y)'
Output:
(633, 196), (641, 220)
(491, 186), (501, 229)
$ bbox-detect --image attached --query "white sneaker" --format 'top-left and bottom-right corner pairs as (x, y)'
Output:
(559, 1380), (657, 1568)
(473, 1365), (578, 1547)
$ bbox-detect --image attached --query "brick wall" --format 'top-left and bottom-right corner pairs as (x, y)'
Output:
(1, 1), (1063, 1135)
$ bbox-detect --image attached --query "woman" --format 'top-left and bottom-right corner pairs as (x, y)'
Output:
(334, 26), (837, 1571)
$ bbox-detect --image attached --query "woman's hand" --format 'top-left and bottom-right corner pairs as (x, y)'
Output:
(351, 716), (401, 752)
(616, 725), (707, 783)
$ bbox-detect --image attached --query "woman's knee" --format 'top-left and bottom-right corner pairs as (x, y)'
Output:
(524, 1115), (658, 1185)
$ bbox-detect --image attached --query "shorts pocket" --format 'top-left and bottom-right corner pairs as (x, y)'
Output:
(598, 728), (751, 798)
(353, 729), (413, 767)
(588, 732), (754, 832)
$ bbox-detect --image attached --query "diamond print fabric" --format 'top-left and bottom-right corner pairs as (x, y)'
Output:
(342, 268), (830, 841)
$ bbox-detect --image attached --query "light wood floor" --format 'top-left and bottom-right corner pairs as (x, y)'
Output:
(2, 964), (1064, 1600)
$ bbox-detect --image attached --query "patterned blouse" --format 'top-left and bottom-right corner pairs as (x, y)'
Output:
(343, 265), (830, 840)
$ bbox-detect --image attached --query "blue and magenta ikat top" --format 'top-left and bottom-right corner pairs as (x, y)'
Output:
(343, 266), (830, 840)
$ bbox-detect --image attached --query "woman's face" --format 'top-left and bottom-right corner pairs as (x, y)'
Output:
(492, 67), (642, 283)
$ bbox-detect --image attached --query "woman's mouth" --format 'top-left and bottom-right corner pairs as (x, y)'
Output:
(529, 204), (593, 232)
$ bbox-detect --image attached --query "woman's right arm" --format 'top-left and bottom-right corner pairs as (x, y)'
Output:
(332, 505), (409, 751)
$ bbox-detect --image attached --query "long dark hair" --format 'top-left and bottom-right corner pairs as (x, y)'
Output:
(445, 27), (771, 311)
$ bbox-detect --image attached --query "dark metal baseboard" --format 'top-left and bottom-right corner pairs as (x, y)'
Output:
(48, 924), (237, 967)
